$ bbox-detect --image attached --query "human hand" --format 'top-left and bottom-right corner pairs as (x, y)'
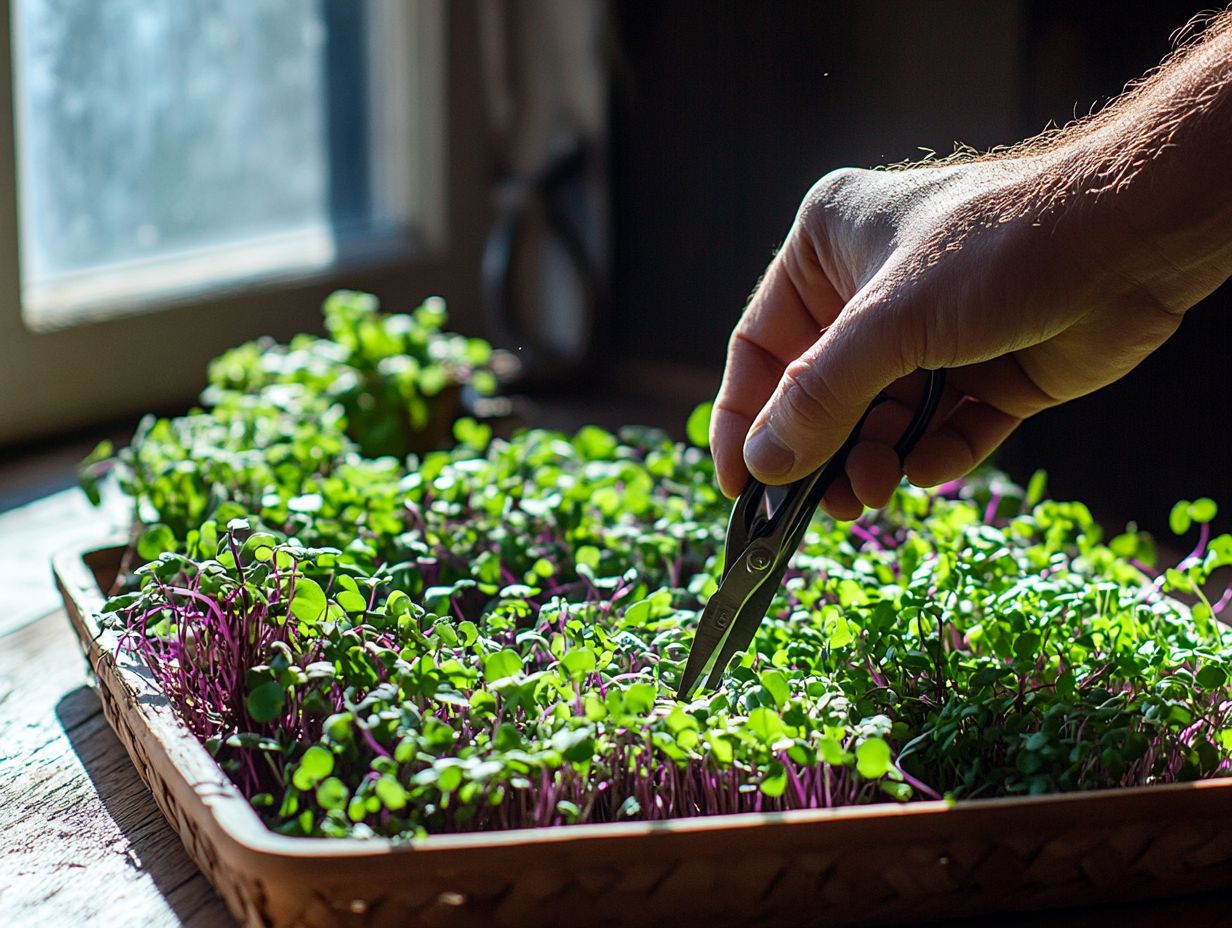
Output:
(710, 156), (1204, 518)
(713, 14), (1232, 518)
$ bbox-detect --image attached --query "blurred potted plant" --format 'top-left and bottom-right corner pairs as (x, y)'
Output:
(208, 289), (505, 459)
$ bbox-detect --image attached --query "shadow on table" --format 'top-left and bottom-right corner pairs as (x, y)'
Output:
(55, 685), (236, 927)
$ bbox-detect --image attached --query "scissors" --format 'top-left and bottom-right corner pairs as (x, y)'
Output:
(676, 369), (946, 700)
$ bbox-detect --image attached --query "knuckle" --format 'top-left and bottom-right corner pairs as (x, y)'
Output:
(799, 168), (866, 226)
(794, 168), (876, 297)
(805, 167), (864, 206)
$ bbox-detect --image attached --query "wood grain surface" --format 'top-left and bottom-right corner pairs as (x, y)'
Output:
(0, 610), (234, 927)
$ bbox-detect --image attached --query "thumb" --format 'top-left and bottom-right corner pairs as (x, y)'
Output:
(743, 294), (918, 484)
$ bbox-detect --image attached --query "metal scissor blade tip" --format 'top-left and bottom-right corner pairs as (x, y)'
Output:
(676, 655), (706, 701)
(677, 596), (739, 700)
(677, 634), (720, 701)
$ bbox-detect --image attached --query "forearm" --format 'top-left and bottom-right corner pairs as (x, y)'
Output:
(1056, 12), (1232, 312)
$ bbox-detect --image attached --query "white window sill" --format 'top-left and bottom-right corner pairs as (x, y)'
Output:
(22, 222), (423, 333)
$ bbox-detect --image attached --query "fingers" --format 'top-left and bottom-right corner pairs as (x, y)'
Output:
(710, 334), (782, 498)
(904, 397), (1021, 487)
(822, 476), (864, 521)
(891, 356), (1046, 488)
(711, 243), (844, 497)
(744, 287), (919, 486)
(828, 378), (955, 509)
(837, 383), (1020, 497)
(845, 441), (903, 508)
(723, 303), (1029, 507)
(814, 370), (1023, 506)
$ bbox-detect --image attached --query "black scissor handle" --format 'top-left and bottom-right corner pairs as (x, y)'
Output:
(893, 368), (947, 460)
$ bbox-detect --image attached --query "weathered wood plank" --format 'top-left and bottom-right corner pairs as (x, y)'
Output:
(0, 610), (234, 927)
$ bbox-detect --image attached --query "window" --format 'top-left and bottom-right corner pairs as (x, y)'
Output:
(0, 0), (474, 447)
(10, 0), (442, 326)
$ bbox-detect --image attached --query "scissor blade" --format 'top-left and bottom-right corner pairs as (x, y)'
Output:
(763, 483), (790, 513)
(680, 479), (813, 698)
(701, 559), (787, 690)
(676, 596), (738, 700)
(676, 547), (771, 701)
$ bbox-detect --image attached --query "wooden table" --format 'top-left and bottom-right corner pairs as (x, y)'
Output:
(4, 608), (1232, 928)
(0, 610), (234, 927)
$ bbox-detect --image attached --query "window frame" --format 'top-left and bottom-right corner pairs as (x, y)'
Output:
(0, 0), (491, 447)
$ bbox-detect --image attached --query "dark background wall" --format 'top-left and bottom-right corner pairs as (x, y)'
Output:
(607, 0), (1231, 540)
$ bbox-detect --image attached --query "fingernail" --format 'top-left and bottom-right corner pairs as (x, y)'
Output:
(745, 426), (795, 478)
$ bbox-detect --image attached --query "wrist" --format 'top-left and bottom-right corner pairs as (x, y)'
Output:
(1047, 27), (1232, 314)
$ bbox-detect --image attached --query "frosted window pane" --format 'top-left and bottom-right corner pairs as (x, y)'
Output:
(13, 0), (364, 289)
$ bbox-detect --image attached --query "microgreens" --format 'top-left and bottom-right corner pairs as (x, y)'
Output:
(83, 293), (1232, 839)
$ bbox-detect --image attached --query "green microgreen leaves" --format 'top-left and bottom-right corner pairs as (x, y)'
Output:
(246, 681), (285, 724)
(292, 746), (335, 790)
(1171, 498), (1218, 535)
(136, 524), (176, 562)
(92, 292), (1232, 841)
(289, 577), (328, 625)
(482, 649), (524, 683)
(855, 738), (893, 779)
(106, 438), (1232, 839)
(686, 402), (712, 449)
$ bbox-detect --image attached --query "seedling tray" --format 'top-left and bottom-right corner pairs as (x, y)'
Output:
(55, 540), (1232, 928)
